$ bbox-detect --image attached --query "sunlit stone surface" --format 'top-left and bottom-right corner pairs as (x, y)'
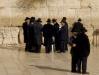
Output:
(0, 46), (98, 75)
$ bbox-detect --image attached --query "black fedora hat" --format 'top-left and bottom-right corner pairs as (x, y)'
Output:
(30, 17), (35, 22)
(37, 18), (42, 22)
(25, 17), (30, 21)
(62, 17), (67, 20)
(52, 18), (57, 22)
(47, 18), (51, 22)
(60, 17), (67, 23)
(30, 17), (35, 20)
(78, 18), (82, 21)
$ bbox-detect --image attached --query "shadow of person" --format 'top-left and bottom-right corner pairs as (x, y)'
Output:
(30, 65), (71, 72)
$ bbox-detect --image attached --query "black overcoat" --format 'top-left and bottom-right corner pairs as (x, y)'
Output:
(59, 23), (68, 43)
(71, 33), (90, 57)
(32, 22), (43, 46)
(42, 23), (54, 46)
(22, 22), (30, 43)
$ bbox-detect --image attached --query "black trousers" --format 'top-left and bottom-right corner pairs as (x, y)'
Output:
(71, 55), (79, 72)
(34, 45), (41, 53)
(25, 43), (32, 51)
(60, 41), (68, 52)
(54, 37), (60, 51)
(45, 45), (52, 53)
(77, 57), (88, 72)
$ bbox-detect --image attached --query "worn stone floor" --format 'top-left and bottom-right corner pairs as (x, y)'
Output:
(0, 46), (98, 75)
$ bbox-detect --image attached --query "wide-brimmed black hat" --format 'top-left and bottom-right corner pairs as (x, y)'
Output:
(30, 17), (35, 22)
(30, 17), (35, 20)
(37, 18), (42, 22)
(47, 19), (51, 22)
(60, 17), (67, 23)
(78, 18), (82, 21)
(25, 17), (30, 21)
(52, 18), (57, 22)
(62, 17), (67, 20)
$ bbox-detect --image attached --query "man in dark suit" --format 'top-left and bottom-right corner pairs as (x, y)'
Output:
(42, 19), (54, 53)
(71, 18), (84, 32)
(29, 17), (36, 52)
(76, 28), (90, 74)
(58, 18), (68, 53)
(52, 18), (60, 52)
(32, 18), (43, 53)
(70, 20), (90, 74)
(61, 17), (69, 51)
(22, 17), (30, 51)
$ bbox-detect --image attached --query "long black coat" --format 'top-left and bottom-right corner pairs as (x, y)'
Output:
(32, 22), (43, 46)
(71, 33), (90, 57)
(53, 22), (59, 37)
(22, 22), (30, 43)
(53, 23), (60, 50)
(29, 23), (35, 45)
(59, 23), (68, 43)
(42, 23), (54, 46)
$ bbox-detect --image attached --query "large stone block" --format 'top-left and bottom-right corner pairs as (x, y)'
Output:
(0, 27), (20, 45)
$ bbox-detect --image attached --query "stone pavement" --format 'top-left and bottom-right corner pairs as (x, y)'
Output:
(0, 46), (98, 75)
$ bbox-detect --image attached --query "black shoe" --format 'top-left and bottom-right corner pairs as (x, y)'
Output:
(82, 72), (90, 74)
(35, 51), (40, 53)
(71, 70), (77, 73)
(77, 70), (81, 73)
(77, 71), (81, 74)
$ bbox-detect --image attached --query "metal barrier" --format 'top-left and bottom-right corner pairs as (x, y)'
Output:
(93, 29), (99, 47)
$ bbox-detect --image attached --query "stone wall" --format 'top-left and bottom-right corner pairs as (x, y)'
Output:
(0, 0), (99, 46)
(0, 0), (99, 27)
(0, 27), (21, 46)
(0, 27), (98, 47)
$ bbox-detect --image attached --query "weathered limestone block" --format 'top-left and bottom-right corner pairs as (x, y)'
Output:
(0, 27), (20, 45)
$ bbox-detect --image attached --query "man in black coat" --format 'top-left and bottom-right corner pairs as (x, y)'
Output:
(58, 18), (68, 53)
(52, 18), (60, 52)
(70, 24), (90, 74)
(22, 17), (30, 51)
(42, 19), (54, 53)
(71, 18), (84, 32)
(62, 17), (69, 51)
(28, 17), (36, 52)
(76, 28), (90, 74)
(32, 18), (43, 53)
